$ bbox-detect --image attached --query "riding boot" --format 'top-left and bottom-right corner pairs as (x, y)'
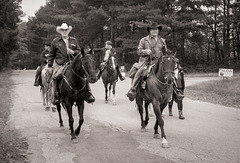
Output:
(34, 66), (42, 86)
(85, 82), (95, 103)
(116, 66), (125, 81)
(178, 110), (185, 120)
(52, 79), (60, 105)
(126, 75), (141, 101)
(34, 75), (40, 86)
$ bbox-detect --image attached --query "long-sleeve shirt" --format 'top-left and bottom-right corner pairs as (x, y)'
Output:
(40, 49), (50, 66)
(137, 35), (167, 65)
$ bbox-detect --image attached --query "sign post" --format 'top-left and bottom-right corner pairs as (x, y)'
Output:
(218, 68), (233, 80)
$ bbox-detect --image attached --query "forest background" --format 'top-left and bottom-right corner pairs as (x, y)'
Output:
(1, 0), (240, 73)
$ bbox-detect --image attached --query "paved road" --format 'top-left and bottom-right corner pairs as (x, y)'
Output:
(8, 70), (240, 163)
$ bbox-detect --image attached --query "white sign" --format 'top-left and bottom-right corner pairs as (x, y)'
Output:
(218, 68), (233, 77)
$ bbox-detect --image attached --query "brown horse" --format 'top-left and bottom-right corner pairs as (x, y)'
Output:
(135, 54), (177, 148)
(101, 56), (118, 105)
(54, 48), (97, 141)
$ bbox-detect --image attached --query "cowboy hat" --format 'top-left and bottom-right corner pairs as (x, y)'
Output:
(105, 40), (112, 46)
(56, 23), (72, 33)
(147, 22), (162, 32)
(43, 40), (51, 46)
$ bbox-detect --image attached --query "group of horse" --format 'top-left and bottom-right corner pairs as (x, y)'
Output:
(39, 48), (184, 148)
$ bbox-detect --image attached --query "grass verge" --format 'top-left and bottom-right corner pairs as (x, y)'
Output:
(185, 76), (240, 109)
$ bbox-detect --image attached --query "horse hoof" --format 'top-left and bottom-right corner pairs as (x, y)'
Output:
(162, 138), (169, 148)
(60, 124), (64, 128)
(45, 107), (50, 111)
(71, 138), (78, 144)
(105, 100), (108, 103)
(141, 128), (147, 132)
(153, 134), (161, 139)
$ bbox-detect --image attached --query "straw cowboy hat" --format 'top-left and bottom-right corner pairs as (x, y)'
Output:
(56, 23), (72, 33)
(147, 22), (162, 32)
(105, 41), (112, 46)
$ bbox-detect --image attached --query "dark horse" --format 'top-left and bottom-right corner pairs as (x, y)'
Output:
(135, 54), (176, 148)
(101, 56), (118, 105)
(168, 67), (185, 119)
(55, 48), (97, 141)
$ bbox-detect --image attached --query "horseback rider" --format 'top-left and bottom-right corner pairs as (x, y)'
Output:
(33, 42), (51, 86)
(126, 22), (169, 101)
(96, 41), (125, 81)
(47, 23), (95, 105)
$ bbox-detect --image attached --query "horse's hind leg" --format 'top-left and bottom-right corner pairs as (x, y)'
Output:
(75, 100), (84, 136)
(104, 84), (108, 103)
(112, 83), (116, 105)
(56, 103), (64, 127)
(108, 84), (112, 101)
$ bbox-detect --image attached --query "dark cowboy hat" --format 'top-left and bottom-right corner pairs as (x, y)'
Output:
(43, 41), (51, 46)
(147, 22), (162, 32)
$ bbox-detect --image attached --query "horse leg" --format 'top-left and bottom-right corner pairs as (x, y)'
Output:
(168, 99), (173, 116)
(152, 100), (168, 148)
(144, 101), (150, 127)
(136, 97), (146, 132)
(112, 82), (116, 105)
(108, 84), (111, 101)
(65, 102), (76, 140)
(104, 84), (108, 103)
(56, 103), (64, 127)
(177, 100), (185, 119)
(75, 100), (84, 136)
(41, 87), (46, 106)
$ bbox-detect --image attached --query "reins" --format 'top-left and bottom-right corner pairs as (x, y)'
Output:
(61, 55), (88, 94)
(151, 56), (175, 86)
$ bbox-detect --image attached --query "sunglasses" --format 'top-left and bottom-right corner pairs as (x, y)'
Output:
(61, 29), (68, 31)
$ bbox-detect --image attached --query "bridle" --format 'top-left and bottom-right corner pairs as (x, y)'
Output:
(62, 55), (88, 92)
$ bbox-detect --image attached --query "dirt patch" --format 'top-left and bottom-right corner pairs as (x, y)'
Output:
(0, 69), (29, 163)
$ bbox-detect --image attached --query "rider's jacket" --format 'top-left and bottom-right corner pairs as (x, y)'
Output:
(48, 36), (81, 65)
(137, 35), (167, 65)
(40, 49), (50, 66)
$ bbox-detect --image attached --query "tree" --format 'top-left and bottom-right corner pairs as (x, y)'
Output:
(0, 0), (22, 69)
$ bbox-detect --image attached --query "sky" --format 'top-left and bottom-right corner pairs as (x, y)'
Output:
(21, 0), (46, 22)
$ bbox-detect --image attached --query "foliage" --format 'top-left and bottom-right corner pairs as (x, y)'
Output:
(5, 0), (240, 71)
(0, 0), (23, 69)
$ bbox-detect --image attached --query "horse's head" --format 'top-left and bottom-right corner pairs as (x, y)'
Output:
(160, 54), (177, 85)
(81, 47), (97, 83)
(107, 56), (117, 70)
